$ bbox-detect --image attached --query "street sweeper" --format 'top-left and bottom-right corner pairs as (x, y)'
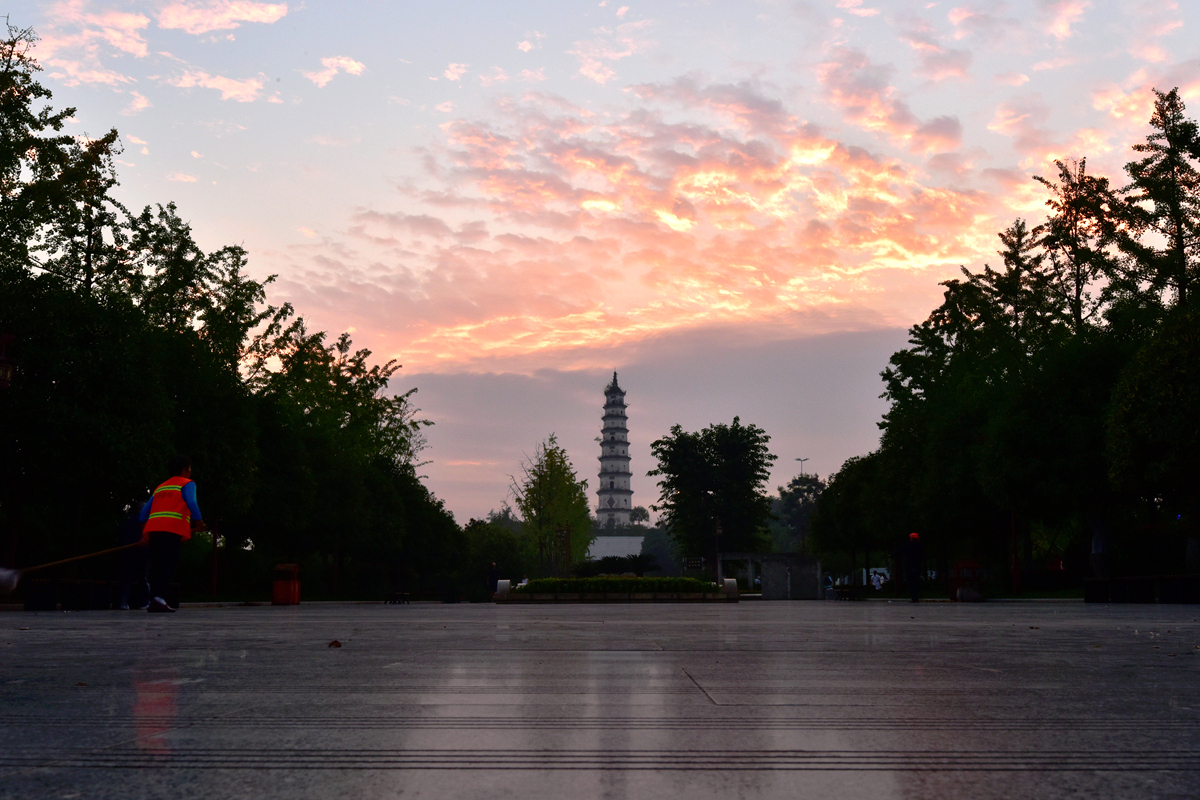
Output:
(0, 455), (207, 605)
(138, 455), (207, 613)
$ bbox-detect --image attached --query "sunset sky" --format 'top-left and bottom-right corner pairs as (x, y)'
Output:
(11, 0), (1199, 522)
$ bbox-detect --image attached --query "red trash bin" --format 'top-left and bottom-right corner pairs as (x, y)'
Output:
(272, 563), (300, 605)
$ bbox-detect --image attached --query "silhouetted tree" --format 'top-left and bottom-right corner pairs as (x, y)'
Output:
(648, 418), (776, 569)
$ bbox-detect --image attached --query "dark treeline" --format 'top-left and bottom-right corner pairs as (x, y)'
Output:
(0, 24), (466, 599)
(811, 89), (1200, 593)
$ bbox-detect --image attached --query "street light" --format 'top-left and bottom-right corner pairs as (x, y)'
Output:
(795, 457), (809, 477)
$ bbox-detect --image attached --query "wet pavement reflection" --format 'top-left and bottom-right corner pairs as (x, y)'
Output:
(1, 602), (1198, 798)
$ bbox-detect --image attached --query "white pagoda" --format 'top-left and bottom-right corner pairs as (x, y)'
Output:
(597, 372), (633, 527)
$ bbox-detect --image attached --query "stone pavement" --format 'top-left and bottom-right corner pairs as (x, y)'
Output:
(2, 601), (1199, 799)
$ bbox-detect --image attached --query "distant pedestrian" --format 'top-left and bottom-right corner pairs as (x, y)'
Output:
(487, 562), (499, 596)
(139, 455), (206, 613)
(904, 532), (924, 603)
(871, 571), (883, 591)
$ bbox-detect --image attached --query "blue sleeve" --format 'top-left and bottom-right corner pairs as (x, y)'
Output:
(182, 482), (203, 521)
(139, 499), (151, 523)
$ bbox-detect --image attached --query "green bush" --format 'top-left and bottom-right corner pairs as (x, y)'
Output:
(512, 576), (719, 594)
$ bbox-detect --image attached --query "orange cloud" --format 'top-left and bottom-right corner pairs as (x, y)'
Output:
(266, 79), (1030, 372)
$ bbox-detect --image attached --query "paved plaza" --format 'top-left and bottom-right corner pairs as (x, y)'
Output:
(2, 600), (1199, 799)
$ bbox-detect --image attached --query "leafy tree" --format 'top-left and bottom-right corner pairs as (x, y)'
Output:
(34, 129), (128, 293)
(648, 418), (776, 572)
(772, 473), (826, 553)
(1034, 158), (1121, 333)
(1122, 88), (1200, 307)
(0, 23), (75, 272)
(463, 517), (532, 593)
(0, 27), (453, 602)
(1107, 302), (1200, 532)
(629, 505), (650, 524)
(511, 435), (593, 576)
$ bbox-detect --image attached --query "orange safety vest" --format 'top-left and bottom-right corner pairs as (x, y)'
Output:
(142, 476), (194, 540)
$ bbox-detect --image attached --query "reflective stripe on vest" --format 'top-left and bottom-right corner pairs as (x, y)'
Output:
(142, 476), (193, 540)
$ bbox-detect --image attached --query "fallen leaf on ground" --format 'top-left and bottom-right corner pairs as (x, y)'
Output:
(328, 640), (341, 648)
(76, 682), (87, 686)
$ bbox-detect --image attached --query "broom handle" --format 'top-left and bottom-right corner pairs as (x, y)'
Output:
(21, 542), (143, 574)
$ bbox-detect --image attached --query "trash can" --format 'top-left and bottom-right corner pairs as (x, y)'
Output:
(272, 563), (300, 605)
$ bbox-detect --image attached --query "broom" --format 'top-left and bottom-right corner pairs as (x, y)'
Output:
(0, 542), (142, 595)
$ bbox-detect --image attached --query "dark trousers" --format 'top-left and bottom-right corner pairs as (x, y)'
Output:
(905, 570), (921, 602)
(147, 531), (182, 604)
(119, 546), (150, 608)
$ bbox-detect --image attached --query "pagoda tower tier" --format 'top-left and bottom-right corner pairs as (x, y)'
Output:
(597, 372), (633, 527)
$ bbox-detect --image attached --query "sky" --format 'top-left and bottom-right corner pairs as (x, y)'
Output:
(10, 0), (1200, 523)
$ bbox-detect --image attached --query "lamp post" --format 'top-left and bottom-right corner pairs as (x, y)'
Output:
(795, 457), (809, 477)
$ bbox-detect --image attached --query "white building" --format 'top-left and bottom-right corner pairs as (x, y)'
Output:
(588, 536), (644, 560)
(597, 372), (633, 527)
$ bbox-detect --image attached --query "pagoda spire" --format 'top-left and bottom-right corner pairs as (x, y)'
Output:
(597, 372), (632, 528)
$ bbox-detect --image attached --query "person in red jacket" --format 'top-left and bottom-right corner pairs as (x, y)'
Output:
(139, 455), (206, 613)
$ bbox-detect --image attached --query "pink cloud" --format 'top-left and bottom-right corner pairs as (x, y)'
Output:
(169, 69), (264, 101)
(632, 75), (797, 137)
(947, 5), (1021, 44)
(264, 78), (1029, 372)
(46, 59), (135, 87)
(837, 0), (880, 18)
(120, 91), (152, 115)
(570, 19), (655, 84)
(479, 67), (509, 86)
(517, 30), (546, 53)
(303, 56), (366, 88)
(35, 1), (149, 86)
(1122, 3), (1183, 64)
(986, 96), (1109, 167)
(995, 71), (1030, 86)
(898, 21), (972, 80)
(816, 48), (963, 152)
(1091, 61), (1200, 134)
(157, 1), (288, 35)
(1037, 0), (1090, 41)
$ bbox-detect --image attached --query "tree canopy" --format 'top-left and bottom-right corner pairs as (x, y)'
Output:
(812, 87), (1200, 589)
(648, 418), (777, 568)
(511, 435), (593, 577)
(0, 24), (456, 600)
